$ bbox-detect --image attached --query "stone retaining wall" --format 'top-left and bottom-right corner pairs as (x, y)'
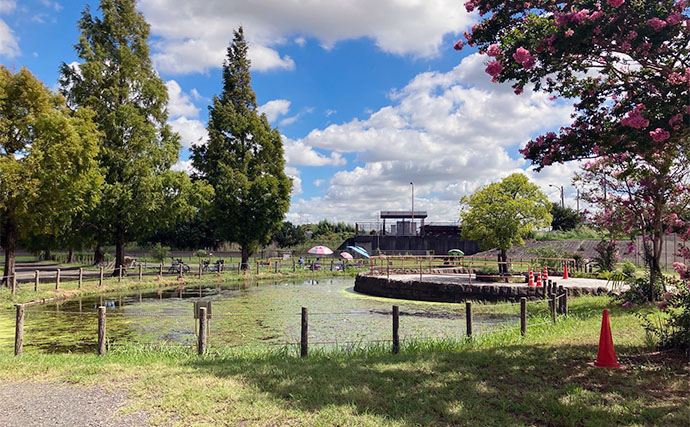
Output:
(354, 273), (609, 303)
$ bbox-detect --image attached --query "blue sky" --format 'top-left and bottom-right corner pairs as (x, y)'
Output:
(0, 0), (581, 224)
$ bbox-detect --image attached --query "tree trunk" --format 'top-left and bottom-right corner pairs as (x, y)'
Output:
(497, 249), (508, 275)
(43, 248), (52, 261)
(113, 231), (125, 276)
(93, 246), (105, 265)
(67, 248), (75, 264)
(2, 217), (16, 288)
(241, 245), (250, 270)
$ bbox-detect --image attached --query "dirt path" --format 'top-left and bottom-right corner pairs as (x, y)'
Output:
(0, 382), (150, 426)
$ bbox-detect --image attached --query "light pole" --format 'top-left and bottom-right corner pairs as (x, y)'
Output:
(549, 184), (564, 208)
(410, 182), (414, 236)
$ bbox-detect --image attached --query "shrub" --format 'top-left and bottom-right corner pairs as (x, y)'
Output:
(527, 246), (573, 270)
(149, 243), (170, 263)
(195, 249), (208, 258)
(640, 279), (690, 351)
(615, 275), (663, 306)
(593, 240), (620, 272)
(620, 261), (637, 279)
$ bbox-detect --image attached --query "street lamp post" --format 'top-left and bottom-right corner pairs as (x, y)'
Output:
(410, 182), (414, 236)
(549, 184), (564, 208)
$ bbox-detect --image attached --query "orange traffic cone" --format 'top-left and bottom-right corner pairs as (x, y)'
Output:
(562, 263), (569, 279)
(543, 266), (549, 282)
(588, 310), (625, 369)
(536, 271), (542, 287)
(528, 268), (534, 286)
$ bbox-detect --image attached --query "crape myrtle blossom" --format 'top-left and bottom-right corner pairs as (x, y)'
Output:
(460, 0), (690, 293)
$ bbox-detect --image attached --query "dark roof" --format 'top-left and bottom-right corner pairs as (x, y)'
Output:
(380, 211), (428, 219)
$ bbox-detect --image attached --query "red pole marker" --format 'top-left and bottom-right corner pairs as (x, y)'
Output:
(528, 268), (534, 286)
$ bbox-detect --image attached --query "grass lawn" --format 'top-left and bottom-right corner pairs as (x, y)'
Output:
(1, 296), (688, 425)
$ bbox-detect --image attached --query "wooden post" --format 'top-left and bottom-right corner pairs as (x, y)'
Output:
(118, 265), (123, 283)
(561, 287), (568, 316)
(392, 305), (400, 354)
(97, 306), (106, 356)
(99, 267), (104, 287)
(198, 263), (202, 279)
(256, 262), (259, 275)
(78, 268), (83, 289)
(34, 270), (39, 292)
(551, 296), (557, 324)
(198, 307), (208, 355)
(139, 264), (143, 282)
(237, 262), (241, 274)
(14, 304), (24, 356)
(300, 307), (308, 358)
(292, 259), (296, 272)
(419, 259), (422, 282)
(55, 269), (60, 290)
(276, 261), (279, 273)
(520, 297), (526, 336)
(387, 259), (390, 279)
(466, 302), (472, 337)
(159, 263), (163, 278)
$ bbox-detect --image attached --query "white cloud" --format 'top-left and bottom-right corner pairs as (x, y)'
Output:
(165, 80), (200, 118)
(169, 116), (207, 148)
(0, 18), (19, 57)
(283, 137), (346, 167)
(39, 0), (62, 11)
(0, 1), (15, 14)
(172, 159), (195, 174)
(286, 53), (576, 223)
(258, 99), (290, 122)
(139, 0), (475, 74)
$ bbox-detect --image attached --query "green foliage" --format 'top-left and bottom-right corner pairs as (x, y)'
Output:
(0, 66), (102, 278)
(191, 27), (291, 266)
(60, 0), (209, 269)
(641, 281), (690, 351)
(620, 261), (637, 279)
(534, 226), (601, 241)
(303, 219), (355, 242)
(194, 249), (208, 258)
(616, 276), (663, 306)
(271, 221), (307, 248)
(527, 247), (573, 269)
(148, 243), (170, 263)
(550, 204), (582, 231)
(593, 240), (620, 272)
(460, 173), (552, 252)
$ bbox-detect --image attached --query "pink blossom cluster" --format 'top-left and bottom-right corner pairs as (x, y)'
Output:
(648, 17), (667, 31)
(485, 61), (503, 79)
(486, 44), (502, 57)
(674, 262), (689, 280)
(512, 47), (535, 68)
(649, 128), (670, 142)
(621, 104), (649, 129)
(607, 0), (625, 7)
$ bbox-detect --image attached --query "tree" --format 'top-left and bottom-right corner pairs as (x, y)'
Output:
(272, 221), (307, 248)
(460, 173), (552, 274)
(550, 203), (582, 231)
(459, 0), (690, 288)
(0, 66), (101, 285)
(192, 27), (292, 269)
(60, 0), (209, 273)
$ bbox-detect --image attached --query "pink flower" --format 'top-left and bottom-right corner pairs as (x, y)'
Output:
(464, 0), (477, 12)
(663, 292), (674, 300)
(648, 17), (667, 31)
(669, 113), (683, 127)
(589, 11), (604, 20)
(626, 30), (637, 40)
(485, 61), (503, 77)
(621, 104), (649, 129)
(668, 72), (684, 85)
(565, 29), (574, 37)
(512, 47), (532, 64)
(657, 301), (668, 310)
(649, 128), (670, 142)
(621, 41), (631, 51)
(607, 0), (625, 7)
(454, 39), (464, 51)
(549, 95), (557, 101)
(622, 301), (631, 308)
(487, 44), (502, 57)
(514, 85), (524, 95)
(666, 12), (682, 25)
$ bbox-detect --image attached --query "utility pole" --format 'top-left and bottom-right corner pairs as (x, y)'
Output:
(410, 182), (414, 236)
(550, 184), (564, 208)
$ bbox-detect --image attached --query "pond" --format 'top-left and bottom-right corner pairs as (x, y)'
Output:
(2, 278), (520, 353)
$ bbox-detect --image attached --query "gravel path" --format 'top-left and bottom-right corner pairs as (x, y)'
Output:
(0, 382), (150, 426)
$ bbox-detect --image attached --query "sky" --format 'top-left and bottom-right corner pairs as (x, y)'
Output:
(0, 0), (584, 225)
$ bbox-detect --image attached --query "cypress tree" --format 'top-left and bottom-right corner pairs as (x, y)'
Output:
(192, 27), (292, 268)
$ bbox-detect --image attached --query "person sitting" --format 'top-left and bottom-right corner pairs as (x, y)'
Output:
(335, 259), (343, 271)
(298, 256), (304, 268)
(314, 258), (321, 270)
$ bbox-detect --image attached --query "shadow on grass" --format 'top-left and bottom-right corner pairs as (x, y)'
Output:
(186, 340), (689, 426)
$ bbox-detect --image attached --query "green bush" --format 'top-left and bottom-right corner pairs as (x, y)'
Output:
(593, 240), (620, 272)
(149, 243), (170, 263)
(194, 249), (208, 258)
(620, 261), (637, 279)
(615, 275), (663, 306)
(640, 278), (690, 350)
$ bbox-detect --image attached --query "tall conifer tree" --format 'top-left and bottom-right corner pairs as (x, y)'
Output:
(192, 27), (291, 268)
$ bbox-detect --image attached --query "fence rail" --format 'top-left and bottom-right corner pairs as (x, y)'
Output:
(11, 288), (570, 357)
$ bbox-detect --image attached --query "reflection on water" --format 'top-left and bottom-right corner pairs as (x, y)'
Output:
(1, 278), (520, 353)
